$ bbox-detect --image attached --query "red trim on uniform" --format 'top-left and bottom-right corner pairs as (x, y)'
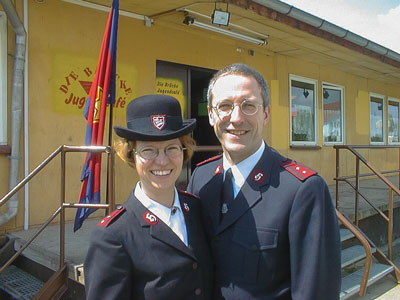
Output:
(196, 154), (222, 166)
(143, 211), (159, 225)
(280, 160), (316, 181)
(98, 206), (126, 227)
(178, 190), (199, 199)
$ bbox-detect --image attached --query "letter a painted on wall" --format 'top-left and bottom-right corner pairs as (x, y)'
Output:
(74, 0), (119, 232)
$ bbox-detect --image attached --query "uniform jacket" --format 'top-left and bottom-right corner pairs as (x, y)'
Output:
(187, 144), (341, 300)
(84, 190), (213, 300)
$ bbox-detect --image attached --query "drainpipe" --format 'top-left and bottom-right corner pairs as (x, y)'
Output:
(0, 0), (27, 226)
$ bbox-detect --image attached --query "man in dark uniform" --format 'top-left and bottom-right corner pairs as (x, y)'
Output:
(188, 63), (341, 299)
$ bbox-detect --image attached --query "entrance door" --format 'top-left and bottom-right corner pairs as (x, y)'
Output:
(156, 61), (221, 189)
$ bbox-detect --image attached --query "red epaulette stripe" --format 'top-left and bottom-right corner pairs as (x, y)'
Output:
(178, 190), (199, 199)
(98, 206), (126, 227)
(196, 154), (222, 167)
(280, 160), (316, 181)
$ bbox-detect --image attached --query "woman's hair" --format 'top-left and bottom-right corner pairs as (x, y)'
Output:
(114, 134), (196, 168)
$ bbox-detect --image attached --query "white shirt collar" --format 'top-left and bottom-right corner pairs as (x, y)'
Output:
(134, 182), (180, 224)
(223, 142), (265, 188)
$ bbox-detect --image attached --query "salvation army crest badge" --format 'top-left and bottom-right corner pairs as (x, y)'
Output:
(151, 114), (166, 130)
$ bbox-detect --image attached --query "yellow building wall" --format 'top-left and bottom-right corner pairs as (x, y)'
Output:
(1, 0), (400, 231)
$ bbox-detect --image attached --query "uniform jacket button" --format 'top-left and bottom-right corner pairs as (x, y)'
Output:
(192, 262), (198, 269)
(195, 288), (202, 295)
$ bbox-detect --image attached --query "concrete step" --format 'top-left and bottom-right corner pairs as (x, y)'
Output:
(0, 265), (43, 299)
(342, 245), (376, 268)
(340, 228), (354, 242)
(340, 262), (395, 300)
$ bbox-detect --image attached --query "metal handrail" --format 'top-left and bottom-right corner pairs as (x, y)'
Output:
(334, 145), (400, 260)
(0, 145), (115, 297)
(336, 209), (372, 296)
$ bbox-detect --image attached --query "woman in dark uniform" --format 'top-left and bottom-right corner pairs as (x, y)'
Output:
(84, 94), (213, 300)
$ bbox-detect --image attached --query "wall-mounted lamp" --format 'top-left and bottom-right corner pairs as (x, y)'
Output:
(212, 9), (230, 26)
(183, 16), (267, 46)
(212, 2), (230, 26)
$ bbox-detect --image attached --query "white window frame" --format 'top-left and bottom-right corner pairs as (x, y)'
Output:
(388, 97), (400, 145)
(0, 12), (7, 145)
(289, 74), (318, 146)
(369, 92), (385, 145)
(322, 82), (345, 145)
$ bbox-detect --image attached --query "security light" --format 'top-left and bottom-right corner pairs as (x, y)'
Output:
(212, 9), (230, 26)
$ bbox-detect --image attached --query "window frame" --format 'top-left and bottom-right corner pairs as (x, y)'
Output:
(0, 11), (7, 146)
(322, 82), (345, 145)
(388, 97), (400, 145)
(289, 74), (318, 147)
(369, 92), (386, 145)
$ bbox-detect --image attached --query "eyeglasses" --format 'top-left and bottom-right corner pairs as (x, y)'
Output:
(134, 144), (186, 160)
(211, 99), (264, 118)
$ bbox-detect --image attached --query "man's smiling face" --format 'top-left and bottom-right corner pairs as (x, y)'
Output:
(208, 74), (270, 164)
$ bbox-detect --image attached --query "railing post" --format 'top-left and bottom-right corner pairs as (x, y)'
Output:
(355, 157), (360, 226)
(335, 147), (339, 208)
(388, 188), (394, 260)
(60, 148), (66, 269)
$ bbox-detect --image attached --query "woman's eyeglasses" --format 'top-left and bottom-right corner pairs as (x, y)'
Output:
(134, 144), (185, 160)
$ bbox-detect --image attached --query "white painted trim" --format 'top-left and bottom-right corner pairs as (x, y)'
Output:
(321, 82), (345, 145)
(369, 92), (386, 145)
(289, 74), (318, 146)
(61, 0), (151, 21)
(0, 12), (7, 145)
(387, 97), (400, 145)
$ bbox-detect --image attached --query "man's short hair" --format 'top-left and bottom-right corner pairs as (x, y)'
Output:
(207, 63), (270, 107)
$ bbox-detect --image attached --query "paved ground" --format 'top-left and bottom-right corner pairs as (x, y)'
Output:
(5, 175), (400, 298)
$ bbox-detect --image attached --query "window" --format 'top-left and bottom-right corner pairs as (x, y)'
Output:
(0, 12), (7, 145)
(388, 98), (400, 144)
(370, 93), (385, 144)
(322, 83), (344, 144)
(289, 75), (317, 145)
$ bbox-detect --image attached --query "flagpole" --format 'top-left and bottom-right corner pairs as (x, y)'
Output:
(105, 103), (113, 214)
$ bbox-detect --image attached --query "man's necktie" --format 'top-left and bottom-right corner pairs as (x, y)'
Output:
(221, 168), (234, 217)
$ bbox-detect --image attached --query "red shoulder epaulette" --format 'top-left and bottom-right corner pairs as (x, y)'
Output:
(196, 154), (222, 167)
(98, 206), (126, 227)
(178, 190), (199, 199)
(280, 160), (316, 181)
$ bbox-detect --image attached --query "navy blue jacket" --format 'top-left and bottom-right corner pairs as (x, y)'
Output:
(188, 145), (341, 300)
(84, 190), (213, 300)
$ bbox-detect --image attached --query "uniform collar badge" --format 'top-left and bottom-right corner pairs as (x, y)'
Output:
(183, 202), (190, 212)
(214, 164), (223, 176)
(151, 114), (166, 130)
(143, 211), (159, 225)
(251, 169), (266, 183)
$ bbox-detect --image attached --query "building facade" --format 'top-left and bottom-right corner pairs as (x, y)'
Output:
(1, 0), (400, 231)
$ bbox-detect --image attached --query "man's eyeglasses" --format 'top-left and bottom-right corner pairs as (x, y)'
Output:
(134, 144), (185, 160)
(210, 99), (264, 119)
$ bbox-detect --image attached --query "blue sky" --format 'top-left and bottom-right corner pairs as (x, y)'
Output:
(282, 0), (400, 53)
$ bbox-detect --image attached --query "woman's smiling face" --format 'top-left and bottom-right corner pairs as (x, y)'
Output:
(134, 138), (183, 198)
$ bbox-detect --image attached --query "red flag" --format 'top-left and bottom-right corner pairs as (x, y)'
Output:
(74, 0), (119, 231)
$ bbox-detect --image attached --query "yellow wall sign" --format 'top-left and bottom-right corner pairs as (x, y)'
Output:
(156, 77), (186, 116)
(53, 53), (136, 117)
